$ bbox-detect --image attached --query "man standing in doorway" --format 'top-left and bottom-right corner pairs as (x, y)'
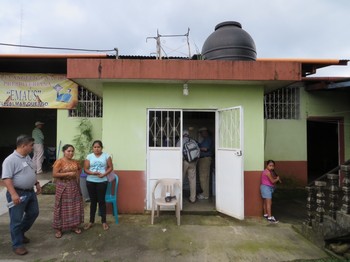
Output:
(177, 130), (200, 203)
(32, 121), (44, 174)
(197, 127), (213, 200)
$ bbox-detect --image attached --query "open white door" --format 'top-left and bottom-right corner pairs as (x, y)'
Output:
(146, 109), (182, 210)
(216, 106), (244, 220)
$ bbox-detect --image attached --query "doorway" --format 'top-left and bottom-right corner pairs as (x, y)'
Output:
(0, 108), (57, 175)
(307, 118), (340, 183)
(146, 107), (244, 219)
(182, 111), (216, 212)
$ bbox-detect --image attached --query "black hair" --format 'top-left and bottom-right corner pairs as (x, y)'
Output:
(266, 160), (275, 166)
(266, 160), (278, 176)
(62, 144), (75, 152)
(92, 140), (103, 148)
(16, 135), (34, 147)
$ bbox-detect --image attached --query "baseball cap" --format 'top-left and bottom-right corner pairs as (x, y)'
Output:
(35, 121), (44, 126)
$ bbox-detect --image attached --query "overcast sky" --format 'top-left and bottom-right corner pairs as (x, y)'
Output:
(0, 0), (349, 76)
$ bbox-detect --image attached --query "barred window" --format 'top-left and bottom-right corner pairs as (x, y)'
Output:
(69, 86), (103, 118)
(264, 87), (300, 119)
(148, 110), (181, 147)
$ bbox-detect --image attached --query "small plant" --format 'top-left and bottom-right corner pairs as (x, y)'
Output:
(41, 182), (56, 194)
(72, 118), (93, 166)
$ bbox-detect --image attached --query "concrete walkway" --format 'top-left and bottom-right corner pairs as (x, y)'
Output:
(0, 172), (50, 216)
(0, 173), (331, 261)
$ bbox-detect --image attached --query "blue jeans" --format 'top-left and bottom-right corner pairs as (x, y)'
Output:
(6, 189), (39, 249)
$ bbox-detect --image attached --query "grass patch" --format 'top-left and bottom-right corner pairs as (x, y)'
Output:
(41, 182), (56, 194)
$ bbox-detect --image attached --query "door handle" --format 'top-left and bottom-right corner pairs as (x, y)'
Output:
(234, 150), (242, 156)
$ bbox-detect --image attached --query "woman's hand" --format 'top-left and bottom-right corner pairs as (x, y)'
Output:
(98, 173), (106, 178)
(66, 171), (76, 177)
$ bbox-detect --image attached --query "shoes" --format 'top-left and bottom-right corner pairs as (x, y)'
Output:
(23, 235), (30, 244)
(188, 198), (196, 204)
(197, 194), (209, 200)
(267, 216), (279, 224)
(13, 246), (28, 255)
(263, 214), (268, 220)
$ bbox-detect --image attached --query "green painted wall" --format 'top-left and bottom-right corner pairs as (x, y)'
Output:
(56, 110), (102, 159)
(264, 119), (306, 160)
(265, 88), (350, 161)
(102, 83), (264, 171)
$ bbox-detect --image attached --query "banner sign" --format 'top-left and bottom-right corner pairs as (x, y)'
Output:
(0, 73), (78, 109)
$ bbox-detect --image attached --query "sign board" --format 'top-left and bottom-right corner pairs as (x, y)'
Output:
(0, 73), (78, 109)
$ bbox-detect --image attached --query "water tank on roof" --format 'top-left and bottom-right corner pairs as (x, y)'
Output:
(201, 21), (257, 61)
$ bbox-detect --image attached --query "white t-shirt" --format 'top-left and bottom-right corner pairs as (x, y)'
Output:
(86, 152), (109, 183)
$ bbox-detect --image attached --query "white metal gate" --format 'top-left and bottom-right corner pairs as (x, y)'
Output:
(146, 109), (182, 210)
(216, 106), (244, 220)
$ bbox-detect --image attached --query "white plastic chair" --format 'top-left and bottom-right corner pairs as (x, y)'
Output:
(151, 179), (181, 226)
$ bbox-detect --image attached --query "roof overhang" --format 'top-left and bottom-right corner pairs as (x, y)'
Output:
(0, 53), (108, 74)
(258, 58), (349, 77)
(67, 59), (303, 96)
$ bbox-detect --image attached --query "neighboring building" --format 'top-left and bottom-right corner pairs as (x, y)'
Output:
(264, 75), (350, 185)
(0, 54), (349, 219)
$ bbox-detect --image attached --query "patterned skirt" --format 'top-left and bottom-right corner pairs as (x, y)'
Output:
(52, 180), (84, 231)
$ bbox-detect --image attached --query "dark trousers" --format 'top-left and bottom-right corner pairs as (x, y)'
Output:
(86, 181), (108, 223)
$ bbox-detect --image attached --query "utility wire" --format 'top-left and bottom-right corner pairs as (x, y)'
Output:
(0, 42), (114, 52)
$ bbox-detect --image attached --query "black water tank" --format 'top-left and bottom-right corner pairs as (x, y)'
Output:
(201, 21), (257, 61)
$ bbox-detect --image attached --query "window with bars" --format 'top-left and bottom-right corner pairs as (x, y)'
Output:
(148, 110), (181, 147)
(264, 87), (300, 119)
(68, 86), (103, 118)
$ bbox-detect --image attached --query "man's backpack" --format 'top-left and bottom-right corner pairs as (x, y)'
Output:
(183, 139), (200, 162)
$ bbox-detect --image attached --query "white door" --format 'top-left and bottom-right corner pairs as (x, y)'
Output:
(216, 106), (244, 220)
(146, 109), (182, 210)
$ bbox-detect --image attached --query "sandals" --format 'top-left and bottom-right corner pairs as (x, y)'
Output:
(102, 223), (109, 231)
(83, 222), (108, 230)
(84, 223), (94, 230)
(72, 228), (82, 234)
(55, 227), (81, 238)
(55, 231), (62, 238)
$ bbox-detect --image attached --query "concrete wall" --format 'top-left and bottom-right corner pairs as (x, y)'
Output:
(103, 82), (264, 171)
(101, 82), (265, 216)
(56, 110), (102, 158)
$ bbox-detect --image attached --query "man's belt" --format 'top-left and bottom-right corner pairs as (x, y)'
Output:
(14, 187), (34, 192)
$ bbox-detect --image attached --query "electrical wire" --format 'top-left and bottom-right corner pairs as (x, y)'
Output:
(0, 42), (114, 52)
